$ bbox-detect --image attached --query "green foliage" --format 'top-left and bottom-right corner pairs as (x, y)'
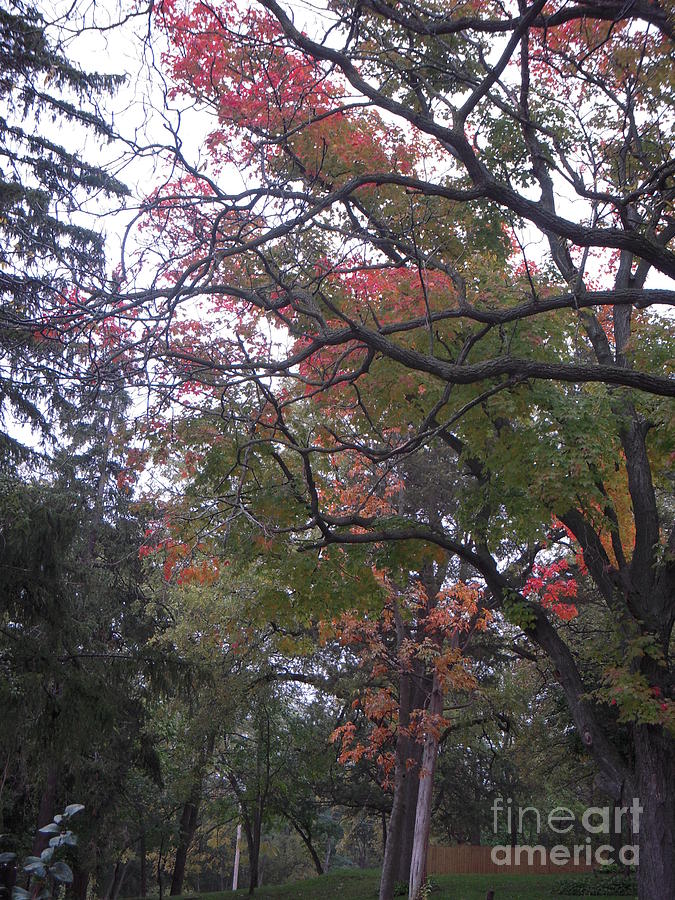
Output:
(502, 590), (537, 631)
(0, 0), (128, 466)
(0, 390), (173, 893)
(3, 803), (82, 900)
(132, 868), (637, 898)
(551, 872), (637, 896)
(0, 1), (127, 278)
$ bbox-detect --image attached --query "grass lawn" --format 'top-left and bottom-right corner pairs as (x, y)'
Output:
(159, 867), (636, 899)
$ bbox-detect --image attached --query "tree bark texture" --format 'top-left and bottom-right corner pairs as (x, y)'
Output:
(408, 672), (442, 900)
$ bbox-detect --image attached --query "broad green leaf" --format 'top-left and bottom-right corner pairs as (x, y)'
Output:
(63, 804), (84, 818)
(49, 861), (74, 883)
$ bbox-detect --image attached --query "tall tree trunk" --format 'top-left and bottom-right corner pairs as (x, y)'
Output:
(111, 862), (129, 900)
(72, 866), (90, 900)
(247, 815), (261, 895)
(290, 822), (323, 875)
(408, 673), (442, 900)
(170, 731), (216, 897)
(634, 724), (674, 900)
(379, 668), (425, 900)
(31, 764), (58, 856)
(379, 672), (413, 900)
(396, 674), (427, 886)
(510, 805), (518, 849)
(139, 827), (148, 898)
(103, 861), (124, 900)
(157, 836), (165, 900)
(396, 742), (423, 885)
(324, 834), (333, 873)
(170, 792), (200, 896)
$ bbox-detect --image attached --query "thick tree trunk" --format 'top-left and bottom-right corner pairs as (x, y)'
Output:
(380, 668), (414, 900)
(170, 793), (200, 896)
(31, 764), (58, 856)
(408, 673), (442, 900)
(397, 743), (422, 885)
(634, 724), (674, 900)
(247, 820), (261, 894)
(380, 669), (426, 900)
(72, 866), (90, 900)
(380, 729), (409, 899)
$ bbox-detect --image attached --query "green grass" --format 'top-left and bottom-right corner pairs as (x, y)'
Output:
(158, 867), (636, 899)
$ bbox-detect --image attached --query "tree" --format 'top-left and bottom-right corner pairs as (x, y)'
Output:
(329, 561), (488, 898)
(0, 0), (128, 466)
(97, 2), (675, 898)
(0, 386), (166, 899)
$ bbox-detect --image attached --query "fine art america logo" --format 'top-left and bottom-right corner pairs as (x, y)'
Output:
(491, 798), (641, 867)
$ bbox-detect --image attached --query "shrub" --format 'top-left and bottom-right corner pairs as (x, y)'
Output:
(552, 872), (637, 896)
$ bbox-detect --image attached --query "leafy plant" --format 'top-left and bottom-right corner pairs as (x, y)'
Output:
(552, 871), (638, 896)
(2, 804), (83, 900)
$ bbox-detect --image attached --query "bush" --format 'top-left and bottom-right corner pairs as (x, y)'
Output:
(552, 872), (637, 896)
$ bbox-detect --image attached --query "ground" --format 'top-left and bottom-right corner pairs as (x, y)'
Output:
(159, 868), (635, 899)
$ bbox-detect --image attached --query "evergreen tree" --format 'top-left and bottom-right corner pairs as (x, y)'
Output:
(0, 0), (128, 466)
(0, 387), (166, 899)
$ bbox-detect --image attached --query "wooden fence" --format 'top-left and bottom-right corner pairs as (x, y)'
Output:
(427, 844), (595, 876)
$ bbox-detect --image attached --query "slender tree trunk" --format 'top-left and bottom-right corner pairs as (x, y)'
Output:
(111, 862), (129, 900)
(290, 823), (323, 875)
(379, 744), (406, 899)
(324, 834), (333, 873)
(634, 724), (674, 900)
(171, 730), (216, 899)
(103, 859), (127, 900)
(102, 862), (116, 900)
(157, 836), (165, 900)
(510, 800), (518, 849)
(139, 827), (148, 898)
(409, 673), (442, 900)
(232, 822), (242, 890)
